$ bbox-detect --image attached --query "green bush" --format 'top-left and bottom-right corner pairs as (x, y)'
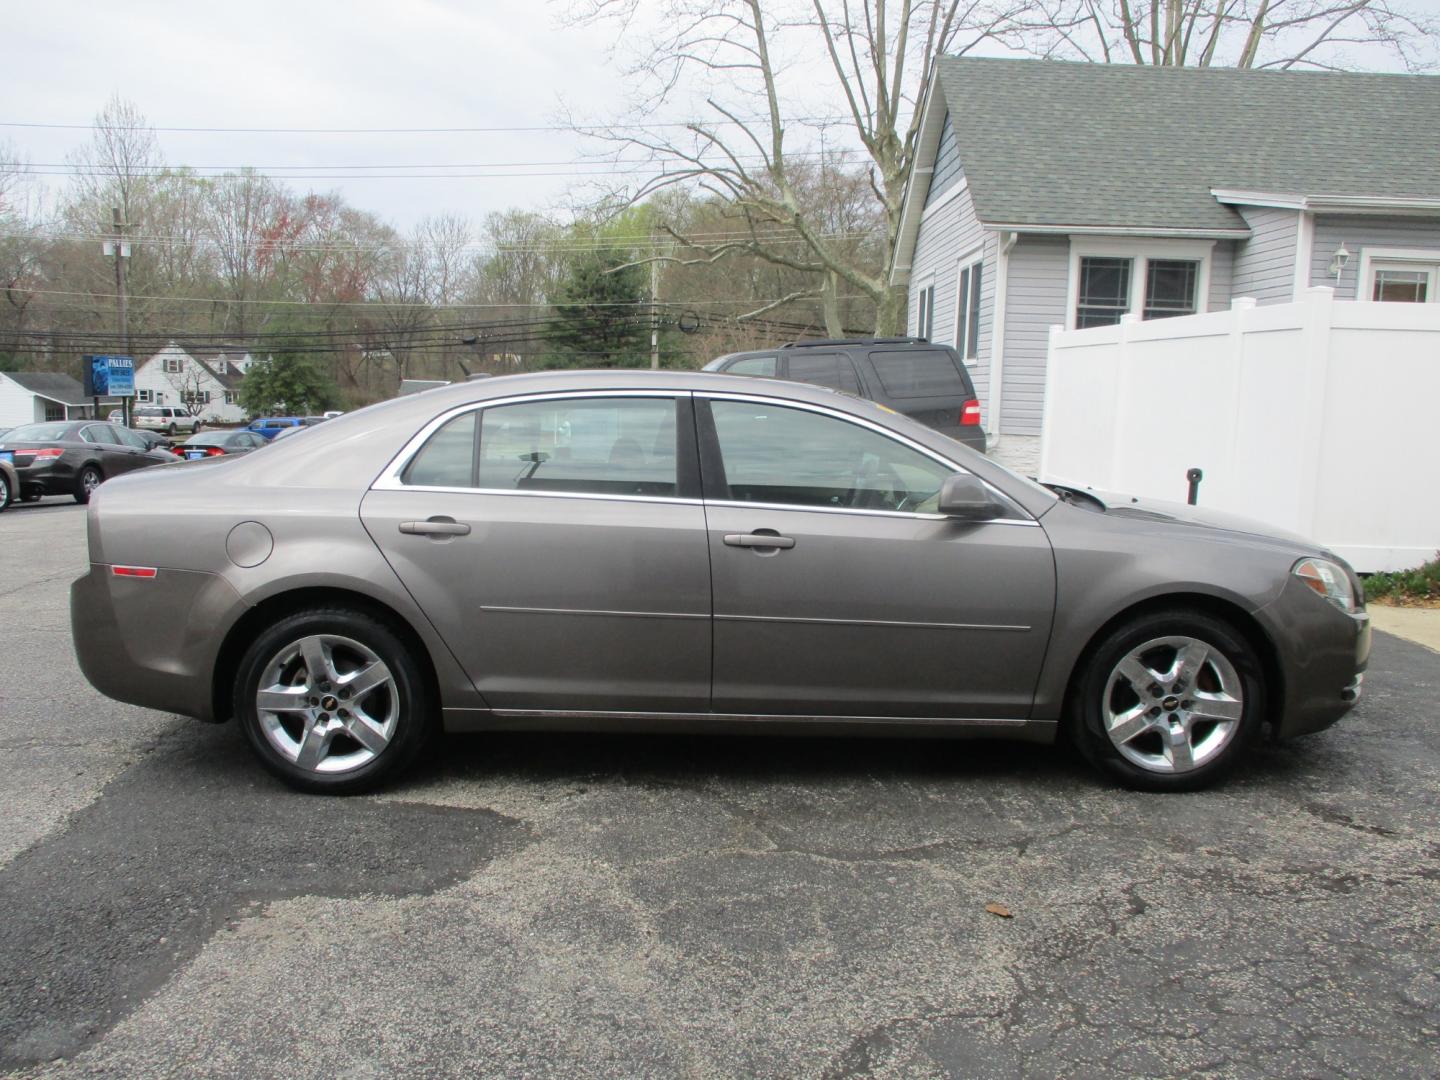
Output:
(1364, 553), (1440, 603)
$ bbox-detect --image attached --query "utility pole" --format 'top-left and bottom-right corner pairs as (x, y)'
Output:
(104, 207), (132, 427)
(650, 251), (660, 370)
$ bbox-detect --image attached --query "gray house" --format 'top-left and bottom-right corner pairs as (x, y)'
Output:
(892, 59), (1440, 466)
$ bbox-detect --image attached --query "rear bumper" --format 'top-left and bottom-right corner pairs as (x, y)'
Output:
(1256, 576), (1370, 739)
(15, 459), (79, 496)
(71, 562), (249, 722)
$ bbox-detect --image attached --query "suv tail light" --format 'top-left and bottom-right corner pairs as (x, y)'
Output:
(960, 399), (982, 426)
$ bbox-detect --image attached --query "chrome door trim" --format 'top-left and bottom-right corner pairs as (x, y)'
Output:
(479, 604), (707, 620)
(714, 613), (1031, 632)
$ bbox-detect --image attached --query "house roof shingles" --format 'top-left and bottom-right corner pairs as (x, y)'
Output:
(934, 58), (1440, 232)
(2, 371), (97, 406)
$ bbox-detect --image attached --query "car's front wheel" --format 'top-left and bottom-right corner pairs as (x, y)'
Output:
(0, 472), (9, 512)
(1071, 609), (1265, 792)
(233, 608), (434, 794)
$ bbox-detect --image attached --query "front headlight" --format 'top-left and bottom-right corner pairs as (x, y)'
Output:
(1293, 557), (1358, 612)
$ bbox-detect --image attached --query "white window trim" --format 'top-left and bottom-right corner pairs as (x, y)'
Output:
(1355, 246), (1440, 303)
(1066, 237), (1215, 330)
(163, 357), (182, 373)
(913, 275), (937, 339)
(953, 247), (984, 364)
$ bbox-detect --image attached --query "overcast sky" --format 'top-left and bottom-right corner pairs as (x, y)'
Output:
(4, 0), (659, 229)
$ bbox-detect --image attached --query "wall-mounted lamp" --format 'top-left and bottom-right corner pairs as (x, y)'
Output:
(1328, 242), (1350, 281)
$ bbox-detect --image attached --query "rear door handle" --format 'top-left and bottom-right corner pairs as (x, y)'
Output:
(723, 532), (795, 549)
(400, 518), (471, 537)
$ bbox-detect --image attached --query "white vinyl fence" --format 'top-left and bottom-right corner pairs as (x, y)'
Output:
(1039, 287), (1440, 574)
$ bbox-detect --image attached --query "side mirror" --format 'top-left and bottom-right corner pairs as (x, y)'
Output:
(937, 472), (1003, 521)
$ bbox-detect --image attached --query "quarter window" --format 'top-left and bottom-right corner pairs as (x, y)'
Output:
(725, 355), (777, 377)
(708, 400), (952, 513)
(402, 411), (477, 487)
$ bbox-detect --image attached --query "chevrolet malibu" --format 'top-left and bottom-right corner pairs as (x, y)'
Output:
(71, 371), (1370, 794)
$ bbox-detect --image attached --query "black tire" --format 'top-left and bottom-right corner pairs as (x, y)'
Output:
(167, 423), (177, 436)
(0, 471), (10, 512)
(1070, 609), (1266, 793)
(73, 465), (103, 505)
(233, 607), (435, 794)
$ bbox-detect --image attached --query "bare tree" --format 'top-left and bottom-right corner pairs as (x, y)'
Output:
(63, 95), (162, 229)
(565, 0), (1436, 335)
(990, 0), (1437, 70)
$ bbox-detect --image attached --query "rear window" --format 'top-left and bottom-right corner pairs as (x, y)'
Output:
(868, 348), (969, 399)
(136, 408), (163, 417)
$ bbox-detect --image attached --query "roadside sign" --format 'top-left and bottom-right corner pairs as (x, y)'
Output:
(82, 355), (135, 398)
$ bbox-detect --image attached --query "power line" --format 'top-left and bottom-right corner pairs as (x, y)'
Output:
(12, 287), (869, 309)
(0, 117), (852, 135)
(17, 150), (863, 172)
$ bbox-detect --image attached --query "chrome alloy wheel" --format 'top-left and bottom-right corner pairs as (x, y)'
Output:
(81, 469), (102, 495)
(255, 634), (398, 774)
(1102, 636), (1244, 774)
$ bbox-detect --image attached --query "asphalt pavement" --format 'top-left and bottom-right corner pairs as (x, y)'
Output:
(1, 500), (1436, 1078)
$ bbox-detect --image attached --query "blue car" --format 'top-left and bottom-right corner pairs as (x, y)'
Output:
(247, 417), (324, 440)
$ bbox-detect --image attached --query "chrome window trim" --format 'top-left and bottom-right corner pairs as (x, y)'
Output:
(372, 388), (687, 495)
(699, 390), (1039, 526)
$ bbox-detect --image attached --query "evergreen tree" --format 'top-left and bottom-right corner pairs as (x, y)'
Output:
(544, 247), (651, 368)
(239, 324), (341, 416)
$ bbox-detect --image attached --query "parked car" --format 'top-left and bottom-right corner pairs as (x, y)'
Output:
(130, 429), (179, 454)
(71, 370), (1369, 795)
(248, 417), (324, 440)
(0, 420), (179, 503)
(177, 429), (270, 459)
(133, 406), (202, 436)
(704, 338), (987, 453)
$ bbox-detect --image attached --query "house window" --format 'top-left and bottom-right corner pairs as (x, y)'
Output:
(163, 357), (182, 374)
(136, 388), (153, 403)
(224, 390), (239, 406)
(43, 402), (64, 422)
(1143, 260), (1199, 319)
(915, 284), (935, 339)
(183, 390), (211, 406)
(954, 257), (983, 361)
(1070, 241), (1211, 329)
(1361, 253), (1439, 303)
(1076, 257), (1133, 328)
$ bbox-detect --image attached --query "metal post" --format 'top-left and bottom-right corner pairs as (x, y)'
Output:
(650, 256), (660, 370)
(1186, 467), (1203, 506)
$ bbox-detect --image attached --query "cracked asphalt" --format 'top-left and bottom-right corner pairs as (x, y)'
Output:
(1, 501), (1437, 1078)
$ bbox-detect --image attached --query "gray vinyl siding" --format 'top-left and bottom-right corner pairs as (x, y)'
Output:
(1000, 235), (1069, 436)
(1231, 207), (1300, 303)
(1309, 213), (1440, 298)
(925, 113), (964, 207)
(1208, 241), (1234, 311)
(908, 181), (997, 406)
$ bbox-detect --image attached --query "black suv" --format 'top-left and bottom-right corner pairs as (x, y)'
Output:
(702, 338), (986, 453)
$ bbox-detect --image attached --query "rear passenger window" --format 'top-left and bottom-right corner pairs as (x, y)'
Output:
(786, 353), (860, 394)
(402, 412), (477, 487)
(868, 349), (969, 399)
(478, 397), (677, 497)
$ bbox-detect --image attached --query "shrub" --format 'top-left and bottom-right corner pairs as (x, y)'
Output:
(1364, 553), (1440, 603)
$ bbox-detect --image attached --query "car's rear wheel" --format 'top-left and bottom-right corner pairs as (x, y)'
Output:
(74, 465), (103, 505)
(167, 423), (177, 436)
(1071, 609), (1264, 792)
(0, 472), (10, 512)
(233, 608), (434, 794)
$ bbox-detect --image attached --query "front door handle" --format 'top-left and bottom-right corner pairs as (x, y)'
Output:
(723, 532), (795, 550)
(400, 517), (471, 537)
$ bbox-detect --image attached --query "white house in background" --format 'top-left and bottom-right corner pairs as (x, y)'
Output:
(892, 58), (1440, 470)
(0, 371), (118, 427)
(134, 342), (257, 424)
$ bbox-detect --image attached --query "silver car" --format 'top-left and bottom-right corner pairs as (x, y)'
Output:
(71, 371), (1370, 794)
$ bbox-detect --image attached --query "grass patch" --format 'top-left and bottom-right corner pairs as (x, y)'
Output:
(1364, 554), (1440, 606)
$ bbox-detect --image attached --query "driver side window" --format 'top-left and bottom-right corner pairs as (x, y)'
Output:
(707, 399), (953, 513)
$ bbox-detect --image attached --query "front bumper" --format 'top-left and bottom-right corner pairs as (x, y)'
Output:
(71, 562), (249, 722)
(1256, 575), (1370, 739)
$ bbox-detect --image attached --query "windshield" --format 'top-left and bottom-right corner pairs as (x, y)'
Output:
(2, 422), (72, 442)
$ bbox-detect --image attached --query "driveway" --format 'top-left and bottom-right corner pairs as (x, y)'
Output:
(1, 502), (1436, 1078)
